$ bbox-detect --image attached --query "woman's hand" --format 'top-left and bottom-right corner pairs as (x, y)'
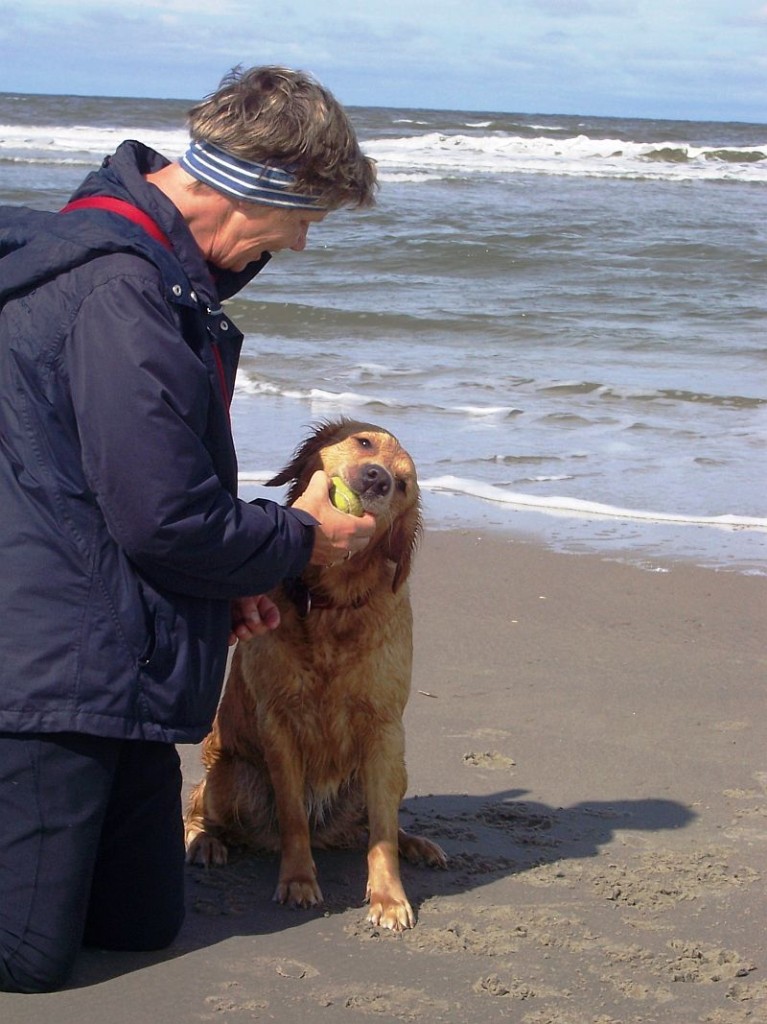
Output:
(229, 594), (281, 645)
(292, 470), (376, 567)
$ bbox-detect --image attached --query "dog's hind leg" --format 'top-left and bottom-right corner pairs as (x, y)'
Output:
(184, 778), (230, 867)
(398, 828), (448, 869)
(185, 752), (280, 866)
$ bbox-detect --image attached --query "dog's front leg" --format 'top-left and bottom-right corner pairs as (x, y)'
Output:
(262, 726), (322, 909)
(363, 725), (414, 931)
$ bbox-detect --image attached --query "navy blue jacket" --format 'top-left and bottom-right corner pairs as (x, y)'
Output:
(0, 141), (315, 742)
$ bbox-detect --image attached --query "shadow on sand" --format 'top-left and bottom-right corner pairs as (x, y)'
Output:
(64, 786), (694, 989)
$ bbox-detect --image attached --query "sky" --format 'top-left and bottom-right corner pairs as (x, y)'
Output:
(0, 0), (765, 123)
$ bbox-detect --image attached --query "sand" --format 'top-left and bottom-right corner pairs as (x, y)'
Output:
(2, 529), (765, 1023)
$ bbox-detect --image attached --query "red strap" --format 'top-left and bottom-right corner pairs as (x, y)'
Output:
(211, 345), (231, 413)
(61, 195), (232, 417)
(60, 196), (173, 251)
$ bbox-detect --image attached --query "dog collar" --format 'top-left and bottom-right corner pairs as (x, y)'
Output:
(283, 579), (371, 619)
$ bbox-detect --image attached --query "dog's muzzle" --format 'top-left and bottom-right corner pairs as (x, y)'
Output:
(356, 463), (393, 499)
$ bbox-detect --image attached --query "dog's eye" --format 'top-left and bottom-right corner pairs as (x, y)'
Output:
(355, 436), (372, 449)
(396, 478), (407, 493)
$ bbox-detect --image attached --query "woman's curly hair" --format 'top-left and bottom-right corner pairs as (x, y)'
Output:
(187, 66), (377, 210)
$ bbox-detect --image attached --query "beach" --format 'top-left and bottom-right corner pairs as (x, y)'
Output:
(2, 529), (764, 1024)
(1, 88), (765, 1022)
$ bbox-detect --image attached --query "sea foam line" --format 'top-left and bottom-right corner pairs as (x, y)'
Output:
(235, 470), (767, 533)
(3, 122), (766, 183)
(234, 377), (521, 418)
(420, 475), (767, 531)
(0, 123), (188, 158)
(363, 132), (767, 183)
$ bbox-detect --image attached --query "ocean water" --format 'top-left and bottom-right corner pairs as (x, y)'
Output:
(2, 92), (765, 573)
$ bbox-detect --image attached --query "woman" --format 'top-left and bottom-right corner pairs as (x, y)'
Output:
(0, 65), (377, 992)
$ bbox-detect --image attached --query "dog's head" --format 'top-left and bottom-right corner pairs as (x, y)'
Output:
(267, 419), (421, 592)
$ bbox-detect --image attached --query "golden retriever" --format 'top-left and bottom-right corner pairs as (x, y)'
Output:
(185, 419), (447, 931)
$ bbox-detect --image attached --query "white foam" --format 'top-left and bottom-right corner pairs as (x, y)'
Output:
(455, 404), (521, 417)
(0, 123), (189, 159)
(421, 475), (767, 531)
(308, 388), (397, 408)
(238, 470), (276, 486)
(233, 375), (522, 419)
(3, 121), (765, 183)
(363, 132), (767, 184)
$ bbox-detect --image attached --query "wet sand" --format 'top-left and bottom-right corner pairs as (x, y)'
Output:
(2, 529), (765, 1023)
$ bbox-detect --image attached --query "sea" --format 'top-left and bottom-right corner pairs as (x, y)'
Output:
(1, 92), (765, 574)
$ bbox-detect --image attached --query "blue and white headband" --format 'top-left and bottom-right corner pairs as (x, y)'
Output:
(179, 139), (326, 210)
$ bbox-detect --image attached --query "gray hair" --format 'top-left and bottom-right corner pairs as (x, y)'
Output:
(187, 66), (377, 210)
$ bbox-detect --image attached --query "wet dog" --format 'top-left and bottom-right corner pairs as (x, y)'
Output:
(185, 419), (447, 930)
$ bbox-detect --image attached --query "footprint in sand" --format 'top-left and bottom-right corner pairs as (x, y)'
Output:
(462, 751), (516, 771)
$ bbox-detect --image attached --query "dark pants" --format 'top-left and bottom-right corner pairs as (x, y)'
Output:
(0, 732), (186, 993)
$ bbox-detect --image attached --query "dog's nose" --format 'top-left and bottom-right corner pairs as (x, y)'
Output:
(360, 463), (392, 498)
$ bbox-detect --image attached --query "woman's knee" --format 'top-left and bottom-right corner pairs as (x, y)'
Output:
(84, 901), (185, 953)
(0, 945), (76, 993)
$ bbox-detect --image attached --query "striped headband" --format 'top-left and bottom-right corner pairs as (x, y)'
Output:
(179, 139), (326, 210)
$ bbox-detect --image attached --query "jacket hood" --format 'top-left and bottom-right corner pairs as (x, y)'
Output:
(0, 141), (271, 308)
(71, 140), (271, 303)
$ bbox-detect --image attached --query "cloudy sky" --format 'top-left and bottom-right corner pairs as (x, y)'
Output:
(0, 0), (765, 123)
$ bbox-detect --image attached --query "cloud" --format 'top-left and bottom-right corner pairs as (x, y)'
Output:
(0, 0), (764, 121)
(516, 0), (632, 15)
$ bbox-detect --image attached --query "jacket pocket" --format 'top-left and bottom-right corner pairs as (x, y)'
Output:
(134, 586), (176, 677)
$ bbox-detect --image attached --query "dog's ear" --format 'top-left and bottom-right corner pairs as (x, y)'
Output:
(387, 498), (422, 593)
(266, 419), (351, 504)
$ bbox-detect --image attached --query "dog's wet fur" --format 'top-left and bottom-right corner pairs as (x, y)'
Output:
(185, 419), (447, 930)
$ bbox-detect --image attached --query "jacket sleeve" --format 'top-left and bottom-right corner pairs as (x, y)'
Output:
(67, 260), (315, 599)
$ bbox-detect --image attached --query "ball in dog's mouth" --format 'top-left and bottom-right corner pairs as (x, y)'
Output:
(329, 477), (364, 516)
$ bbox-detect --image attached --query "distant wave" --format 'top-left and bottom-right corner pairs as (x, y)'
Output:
(541, 381), (765, 410)
(235, 373), (763, 417)
(234, 375), (522, 418)
(364, 132), (767, 184)
(2, 122), (765, 183)
(0, 154), (96, 168)
(0, 123), (188, 161)
(421, 475), (767, 531)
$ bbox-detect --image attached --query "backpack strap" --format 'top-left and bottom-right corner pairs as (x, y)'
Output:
(60, 196), (173, 252)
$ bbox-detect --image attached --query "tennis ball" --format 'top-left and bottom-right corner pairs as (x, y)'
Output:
(329, 476), (364, 516)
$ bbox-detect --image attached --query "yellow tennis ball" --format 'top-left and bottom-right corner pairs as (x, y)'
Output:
(329, 476), (364, 516)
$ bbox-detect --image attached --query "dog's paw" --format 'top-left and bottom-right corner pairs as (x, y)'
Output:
(366, 891), (416, 931)
(185, 832), (229, 867)
(273, 876), (324, 909)
(398, 831), (448, 869)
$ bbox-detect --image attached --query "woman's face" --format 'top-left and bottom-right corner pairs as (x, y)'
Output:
(207, 202), (328, 271)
